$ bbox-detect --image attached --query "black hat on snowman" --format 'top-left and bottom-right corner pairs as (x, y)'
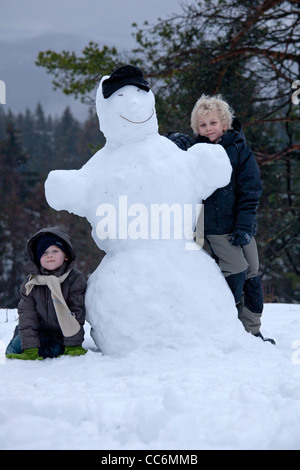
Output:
(102, 65), (150, 99)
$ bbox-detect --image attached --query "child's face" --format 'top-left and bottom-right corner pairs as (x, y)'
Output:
(197, 111), (228, 143)
(40, 245), (68, 271)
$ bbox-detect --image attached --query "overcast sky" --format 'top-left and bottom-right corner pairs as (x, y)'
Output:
(0, 0), (185, 119)
(0, 0), (183, 46)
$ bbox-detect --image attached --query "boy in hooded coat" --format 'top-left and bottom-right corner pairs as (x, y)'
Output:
(6, 226), (87, 359)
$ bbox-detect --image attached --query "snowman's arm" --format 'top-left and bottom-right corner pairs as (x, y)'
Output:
(187, 143), (232, 200)
(45, 169), (88, 217)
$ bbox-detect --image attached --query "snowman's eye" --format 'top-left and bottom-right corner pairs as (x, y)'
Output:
(118, 93), (123, 96)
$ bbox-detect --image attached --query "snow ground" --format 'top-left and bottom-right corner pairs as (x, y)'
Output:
(1, 304), (300, 450)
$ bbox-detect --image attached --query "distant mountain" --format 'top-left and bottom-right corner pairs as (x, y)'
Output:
(0, 33), (104, 120)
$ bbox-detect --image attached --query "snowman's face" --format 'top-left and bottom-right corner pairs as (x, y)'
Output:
(110, 85), (154, 124)
(97, 81), (158, 144)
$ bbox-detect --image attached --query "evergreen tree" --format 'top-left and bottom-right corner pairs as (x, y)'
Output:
(31, 103), (54, 178)
(0, 107), (103, 307)
(53, 106), (81, 169)
(0, 107), (6, 140)
(0, 122), (29, 307)
(77, 107), (105, 159)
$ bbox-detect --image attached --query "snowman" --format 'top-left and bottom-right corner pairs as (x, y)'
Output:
(45, 65), (242, 355)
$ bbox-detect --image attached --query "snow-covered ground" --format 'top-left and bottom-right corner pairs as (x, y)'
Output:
(1, 303), (300, 450)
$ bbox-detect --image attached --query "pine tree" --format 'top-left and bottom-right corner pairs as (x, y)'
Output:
(53, 106), (81, 169)
(0, 122), (29, 307)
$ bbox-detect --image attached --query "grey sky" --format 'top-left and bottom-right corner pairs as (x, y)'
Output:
(0, 0), (185, 118)
(0, 0), (183, 47)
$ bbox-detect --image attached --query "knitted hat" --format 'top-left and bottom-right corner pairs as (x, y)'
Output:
(102, 65), (150, 99)
(35, 234), (68, 263)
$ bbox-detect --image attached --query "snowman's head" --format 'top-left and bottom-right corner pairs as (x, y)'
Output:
(96, 65), (158, 145)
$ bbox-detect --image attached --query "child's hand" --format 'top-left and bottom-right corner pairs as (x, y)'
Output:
(64, 346), (87, 356)
(6, 347), (43, 360)
(166, 132), (194, 150)
(230, 229), (252, 247)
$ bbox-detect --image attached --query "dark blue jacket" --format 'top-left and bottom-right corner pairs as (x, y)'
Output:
(167, 119), (262, 235)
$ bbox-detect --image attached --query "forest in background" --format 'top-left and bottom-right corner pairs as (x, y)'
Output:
(0, 105), (105, 308)
(1, 0), (300, 307)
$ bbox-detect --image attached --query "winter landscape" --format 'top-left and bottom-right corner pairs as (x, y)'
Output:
(1, 303), (300, 450)
(1, 61), (299, 452)
(1, 1), (299, 450)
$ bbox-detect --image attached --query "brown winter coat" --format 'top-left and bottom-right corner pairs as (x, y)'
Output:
(18, 226), (87, 350)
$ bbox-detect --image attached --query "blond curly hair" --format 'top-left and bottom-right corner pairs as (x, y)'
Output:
(190, 94), (234, 135)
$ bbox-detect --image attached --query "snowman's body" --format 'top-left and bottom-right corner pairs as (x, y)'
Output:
(45, 74), (241, 355)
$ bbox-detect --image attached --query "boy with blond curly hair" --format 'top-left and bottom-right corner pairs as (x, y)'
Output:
(167, 94), (275, 344)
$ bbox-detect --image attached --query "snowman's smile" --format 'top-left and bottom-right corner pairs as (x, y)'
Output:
(120, 109), (154, 124)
